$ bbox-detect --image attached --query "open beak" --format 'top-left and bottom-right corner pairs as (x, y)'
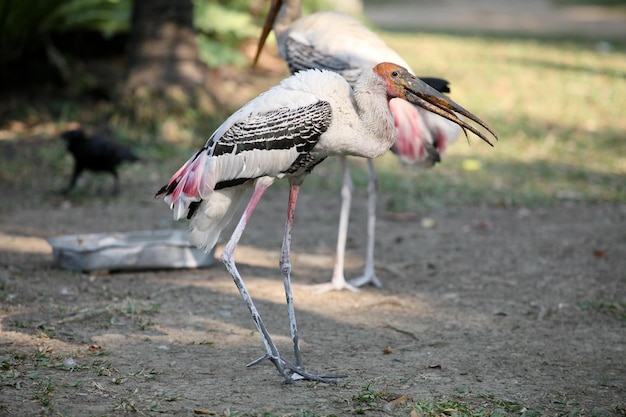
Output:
(402, 73), (498, 146)
(252, 0), (283, 67)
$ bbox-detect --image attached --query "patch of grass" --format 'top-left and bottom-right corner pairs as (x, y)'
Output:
(2, 33), (624, 214)
(121, 299), (161, 315)
(412, 396), (541, 417)
(253, 410), (332, 417)
(578, 300), (626, 321)
(346, 379), (548, 417)
(33, 346), (52, 367)
(92, 360), (115, 377)
(304, 32), (626, 211)
(113, 396), (139, 413)
(353, 383), (386, 407)
(32, 377), (56, 412)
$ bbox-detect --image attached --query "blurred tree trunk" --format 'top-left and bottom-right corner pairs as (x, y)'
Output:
(121, 0), (218, 129)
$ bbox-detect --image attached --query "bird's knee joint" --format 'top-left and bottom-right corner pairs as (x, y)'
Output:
(221, 250), (235, 267)
(280, 262), (291, 273)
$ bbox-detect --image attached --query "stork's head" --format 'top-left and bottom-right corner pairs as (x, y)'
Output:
(373, 62), (498, 146)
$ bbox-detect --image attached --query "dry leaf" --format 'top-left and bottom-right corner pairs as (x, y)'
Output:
(383, 212), (419, 221)
(391, 394), (410, 404)
(382, 346), (393, 354)
(193, 410), (216, 415)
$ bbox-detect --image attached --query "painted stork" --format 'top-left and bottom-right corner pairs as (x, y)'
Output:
(156, 63), (496, 383)
(253, 0), (466, 291)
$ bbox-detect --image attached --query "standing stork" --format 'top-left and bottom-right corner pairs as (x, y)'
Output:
(254, 0), (465, 291)
(156, 63), (496, 383)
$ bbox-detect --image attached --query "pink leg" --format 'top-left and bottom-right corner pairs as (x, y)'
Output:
(222, 179), (340, 383)
(221, 181), (285, 372)
(281, 183), (302, 366)
(280, 181), (345, 382)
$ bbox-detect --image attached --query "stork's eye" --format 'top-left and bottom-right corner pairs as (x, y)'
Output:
(391, 70), (399, 77)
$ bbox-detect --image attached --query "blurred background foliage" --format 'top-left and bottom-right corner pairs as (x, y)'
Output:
(0, 0), (624, 210)
(0, 0), (340, 76)
(0, 0), (130, 63)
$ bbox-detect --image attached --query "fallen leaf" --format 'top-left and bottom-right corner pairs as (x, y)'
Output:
(382, 346), (393, 354)
(193, 410), (216, 415)
(427, 364), (442, 369)
(410, 409), (420, 417)
(383, 212), (420, 221)
(462, 159), (482, 171)
(391, 394), (410, 404)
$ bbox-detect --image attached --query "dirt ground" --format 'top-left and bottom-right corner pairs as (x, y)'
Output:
(1, 151), (625, 416)
(1, 1), (626, 416)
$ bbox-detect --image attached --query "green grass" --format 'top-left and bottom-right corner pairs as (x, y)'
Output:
(579, 300), (626, 322)
(297, 33), (626, 211)
(2, 32), (625, 212)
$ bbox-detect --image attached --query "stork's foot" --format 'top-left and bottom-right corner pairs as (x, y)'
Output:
(299, 279), (360, 293)
(247, 353), (345, 384)
(306, 280), (359, 294)
(348, 271), (383, 289)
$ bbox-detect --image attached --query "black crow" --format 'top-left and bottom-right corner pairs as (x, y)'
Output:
(61, 128), (140, 195)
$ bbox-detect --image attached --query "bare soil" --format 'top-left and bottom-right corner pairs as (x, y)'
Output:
(0, 148), (624, 415)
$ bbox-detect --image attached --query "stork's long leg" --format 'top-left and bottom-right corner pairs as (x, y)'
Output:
(308, 156), (359, 293)
(332, 157), (352, 289)
(279, 181), (346, 383)
(281, 182), (303, 367)
(348, 158), (383, 288)
(222, 180), (340, 384)
(221, 181), (286, 375)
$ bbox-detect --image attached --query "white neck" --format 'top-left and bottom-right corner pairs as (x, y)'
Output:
(350, 70), (397, 158)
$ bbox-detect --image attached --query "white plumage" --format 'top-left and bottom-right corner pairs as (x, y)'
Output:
(254, 0), (467, 290)
(156, 62), (496, 383)
(161, 68), (398, 250)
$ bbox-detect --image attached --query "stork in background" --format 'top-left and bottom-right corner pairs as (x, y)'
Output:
(254, 0), (465, 291)
(156, 63), (496, 383)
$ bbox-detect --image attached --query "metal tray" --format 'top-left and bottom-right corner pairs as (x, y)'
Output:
(47, 230), (215, 272)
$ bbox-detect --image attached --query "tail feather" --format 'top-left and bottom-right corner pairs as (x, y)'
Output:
(156, 150), (214, 220)
(188, 187), (249, 251)
(156, 149), (250, 251)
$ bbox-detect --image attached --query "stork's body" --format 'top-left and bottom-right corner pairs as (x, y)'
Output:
(157, 63), (496, 383)
(255, 1), (463, 291)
